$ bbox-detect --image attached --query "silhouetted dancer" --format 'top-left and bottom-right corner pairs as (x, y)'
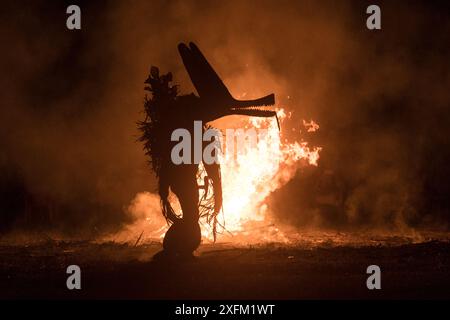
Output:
(139, 42), (278, 259)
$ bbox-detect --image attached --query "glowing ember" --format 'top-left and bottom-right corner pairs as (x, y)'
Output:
(303, 119), (320, 132)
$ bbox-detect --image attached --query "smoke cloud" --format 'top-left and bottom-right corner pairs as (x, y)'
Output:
(0, 0), (449, 237)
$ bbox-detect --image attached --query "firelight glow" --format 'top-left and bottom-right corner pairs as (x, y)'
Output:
(198, 109), (321, 239)
(120, 109), (321, 243)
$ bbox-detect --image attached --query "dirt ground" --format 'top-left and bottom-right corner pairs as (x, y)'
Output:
(0, 235), (449, 299)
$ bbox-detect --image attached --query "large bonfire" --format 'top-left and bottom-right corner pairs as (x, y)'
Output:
(119, 110), (321, 244)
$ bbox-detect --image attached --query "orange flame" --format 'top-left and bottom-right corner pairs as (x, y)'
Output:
(200, 109), (321, 240)
(115, 109), (321, 244)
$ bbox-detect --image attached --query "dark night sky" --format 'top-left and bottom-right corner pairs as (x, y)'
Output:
(0, 0), (449, 236)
